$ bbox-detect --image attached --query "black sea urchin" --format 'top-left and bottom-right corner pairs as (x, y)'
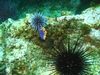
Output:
(30, 13), (47, 30)
(49, 36), (91, 75)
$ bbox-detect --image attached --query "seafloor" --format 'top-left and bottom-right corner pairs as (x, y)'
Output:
(0, 3), (100, 75)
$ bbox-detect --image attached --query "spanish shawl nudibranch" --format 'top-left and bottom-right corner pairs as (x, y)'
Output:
(30, 13), (47, 40)
(39, 27), (47, 40)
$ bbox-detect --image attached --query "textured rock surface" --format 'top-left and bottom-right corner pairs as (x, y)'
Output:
(0, 5), (100, 75)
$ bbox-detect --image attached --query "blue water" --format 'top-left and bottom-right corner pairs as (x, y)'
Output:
(0, 0), (100, 24)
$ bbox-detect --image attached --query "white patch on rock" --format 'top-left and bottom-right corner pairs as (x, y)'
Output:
(6, 38), (28, 63)
(90, 28), (100, 40)
(6, 67), (11, 74)
(0, 47), (3, 61)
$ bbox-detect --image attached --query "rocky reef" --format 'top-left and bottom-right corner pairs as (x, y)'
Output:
(0, 5), (100, 75)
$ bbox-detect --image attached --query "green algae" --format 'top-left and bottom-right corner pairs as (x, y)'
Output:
(0, 61), (6, 75)
(81, 24), (91, 35)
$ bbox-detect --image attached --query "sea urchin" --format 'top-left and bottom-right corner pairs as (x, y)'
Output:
(30, 13), (47, 30)
(49, 37), (91, 75)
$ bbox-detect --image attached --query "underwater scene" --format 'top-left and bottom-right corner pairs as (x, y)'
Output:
(0, 0), (100, 75)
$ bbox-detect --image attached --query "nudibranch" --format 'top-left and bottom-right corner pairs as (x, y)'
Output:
(30, 13), (47, 40)
(39, 27), (47, 40)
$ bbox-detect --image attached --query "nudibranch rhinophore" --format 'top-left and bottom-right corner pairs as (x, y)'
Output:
(39, 27), (47, 40)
